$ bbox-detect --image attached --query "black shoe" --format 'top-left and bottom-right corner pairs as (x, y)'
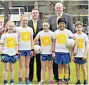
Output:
(29, 79), (33, 82)
(64, 78), (70, 82)
(83, 81), (87, 85)
(54, 78), (59, 82)
(37, 79), (40, 82)
(76, 81), (81, 84)
(56, 79), (59, 82)
(54, 76), (59, 82)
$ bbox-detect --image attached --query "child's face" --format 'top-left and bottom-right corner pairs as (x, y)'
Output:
(43, 22), (49, 30)
(75, 25), (83, 32)
(7, 22), (14, 31)
(21, 17), (28, 26)
(58, 22), (66, 30)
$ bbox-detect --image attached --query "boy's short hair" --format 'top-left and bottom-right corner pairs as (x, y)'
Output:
(31, 8), (39, 14)
(32, 8), (38, 11)
(75, 21), (83, 27)
(58, 18), (66, 25)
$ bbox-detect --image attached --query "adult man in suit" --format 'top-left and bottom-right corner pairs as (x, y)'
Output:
(48, 3), (74, 81)
(28, 8), (42, 82)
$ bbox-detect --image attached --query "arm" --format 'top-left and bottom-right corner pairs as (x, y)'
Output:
(0, 42), (3, 54)
(0, 34), (5, 54)
(73, 38), (78, 56)
(70, 33), (77, 60)
(71, 40), (77, 61)
(30, 33), (35, 57)
(52, 39), (56, 52)
(16, 44), (19, 54)
(30, 33), (34, 57)
(83, 34), (89, 60)
(83, 41), (89, 59)
(34, 32), (40, 45)
(52, 32), (56, 58)
(15, 34), (20, 55)
(52, 39), (56, 58)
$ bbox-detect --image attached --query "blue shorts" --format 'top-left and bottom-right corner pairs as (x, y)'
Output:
(40, 54), (53, 61)
(74, 57), (86, 64)
(1, 54), (19, 63)
(55, 52), (71, 64)
(19, 50), (31, 57)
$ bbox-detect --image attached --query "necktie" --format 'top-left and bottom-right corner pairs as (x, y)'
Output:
(57, 16), (61, 29)
(33, 20), (37, 33)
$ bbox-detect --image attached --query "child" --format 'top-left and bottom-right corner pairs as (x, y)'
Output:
(34, 20), (54, 84)
(73, 21), (88, 84)
(52, 18), (75, 84)
(0, 21), (19, 85)
(17, 15), (34, 84)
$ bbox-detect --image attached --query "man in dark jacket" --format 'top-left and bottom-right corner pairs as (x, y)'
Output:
(28, 8), (42, 82)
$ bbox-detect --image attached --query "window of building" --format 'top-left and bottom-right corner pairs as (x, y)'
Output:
(10, 9), (19, 14)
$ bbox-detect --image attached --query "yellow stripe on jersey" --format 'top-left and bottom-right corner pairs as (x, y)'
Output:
(21, 32), (30, 41)
(6, 38), (16, 48)
(77, 38), (84, 48)
(41, 36), (51, 46)
(56, 34), (66, 44)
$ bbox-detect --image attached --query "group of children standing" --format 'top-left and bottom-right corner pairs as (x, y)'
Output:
(0, 14), (88, 85)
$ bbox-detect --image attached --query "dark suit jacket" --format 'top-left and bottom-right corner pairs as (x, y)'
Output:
(48, 13), (74, 33)
(28, 19), (43, 38)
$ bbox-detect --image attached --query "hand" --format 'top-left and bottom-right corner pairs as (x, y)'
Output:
(16, 51), (21, 57)
(16, 51), (20, 55)
(33, 52), (36, 57)
(35, 41), (39, 45)
(52, 52), (55, 59)
(30, 50), (34, 57)
(82, 55), (87, 60)
(73, 53), (77, 56)
(72, 34), (76, 40)
(73, 47), (77, 56)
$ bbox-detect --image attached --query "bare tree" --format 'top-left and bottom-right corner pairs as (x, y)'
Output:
(0, 1), (9, 25)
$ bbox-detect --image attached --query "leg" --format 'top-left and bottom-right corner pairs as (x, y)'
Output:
(36, 54), (41, 82)
(18, 57), (24, 83)
(81, 63), (87, 84)
(48, 60), (53, 81)
(40, 61), (46, 82)
(68, 64), (70, 80)
(64, 64), (70, 81)
(58, 64), (64, 83)
(53, 60), (58, 81)
(9, 63), (14, 84)
(75, 64), (81, 84)
(25, 56), (30, 82)
(3, 63), (8, 84)
(64, 64), (69, 83)
(29, 56), (34, 81)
